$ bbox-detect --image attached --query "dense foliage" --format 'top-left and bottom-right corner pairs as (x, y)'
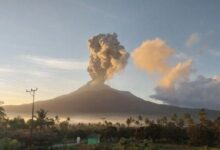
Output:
(0, 106), (220, 149)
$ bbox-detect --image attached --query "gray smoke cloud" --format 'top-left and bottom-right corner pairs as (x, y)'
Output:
(151, 75), (220, 110)
(87, 33), (129, 84)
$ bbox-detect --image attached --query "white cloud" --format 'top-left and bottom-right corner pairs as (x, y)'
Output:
(22, 70), (49, 77)
(20, 55), (88, 70)
(186, 33), (200, 47)
(151, 75), (220, 110)
(174, 52), (190, 60)
(76, 1), (118, 20)
(0, 66), (49, 77)
(0, 67), (15, 73)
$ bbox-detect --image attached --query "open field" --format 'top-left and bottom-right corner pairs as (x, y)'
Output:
(52, 143), (220, 150)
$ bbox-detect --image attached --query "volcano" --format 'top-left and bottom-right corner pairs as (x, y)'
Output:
(3, 83), (220, 119)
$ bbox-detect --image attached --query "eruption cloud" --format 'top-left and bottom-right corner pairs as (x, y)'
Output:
(87, 33), (129, 84)
(132, 38), (193, 89)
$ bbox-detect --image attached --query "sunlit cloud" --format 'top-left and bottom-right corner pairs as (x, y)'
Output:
(132, 38), (174, 74)
(186, 33), (200, 48)
(132, 38), (193, 88)
(20, 55), (88, 70)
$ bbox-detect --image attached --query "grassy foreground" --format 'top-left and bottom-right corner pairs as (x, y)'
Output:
(72, 143), (220, 150)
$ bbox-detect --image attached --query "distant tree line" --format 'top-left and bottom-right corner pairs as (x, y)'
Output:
(0, 106), (220, 149)
(101, 110), (220, 147)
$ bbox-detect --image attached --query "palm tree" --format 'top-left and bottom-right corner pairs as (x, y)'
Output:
(0, 107), (7, 134)
(138, 115), (143, 126)
(135, 120), (140, 127)
(66, 117), (70, 122)
(59, 117), (72, 133)
(176, 118), (185, 128)
(0, 106), (5, 118)
(157, 116), (167, 126)
(214, 113), (220, 135)
(144, 117), (150, 126)
(0, 106), (6, 126)
(171, 113), (178, 125)
(126, 117), (132, 127)
(184, 113), (194, 126)
(198, 109), (207, 126)
(36, 109), (47, 120)
(55, 115), (60, 124)
(115, 122), (121, 128)
(138, 115), (143, 121)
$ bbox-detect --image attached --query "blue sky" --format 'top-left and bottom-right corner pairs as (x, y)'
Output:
(0, 0), (220, 105)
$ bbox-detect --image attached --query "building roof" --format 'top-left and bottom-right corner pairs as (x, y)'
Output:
(87, 133), (101, 138)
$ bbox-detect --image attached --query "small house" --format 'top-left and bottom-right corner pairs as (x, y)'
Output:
(87, 133), (101, 145)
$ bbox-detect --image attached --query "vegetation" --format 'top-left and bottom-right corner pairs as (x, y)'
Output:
(0, 106), (220, 149)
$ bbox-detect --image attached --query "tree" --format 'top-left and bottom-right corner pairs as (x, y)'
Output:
(187, 124), (216, 146)
(177, 118), (185, 128)
(9, 116), (27, 129)
(184, 113), (194, 127)
(157, 116), (167, 126)
(35, 109), (54, 130)
(36, 109), (47, 120)
(185, 110), (218, 146)
(134, 120), (140, 127)
(59, 121), (69, 133)
(0, 107), (6, 129)
(138, 115), (143, 126)
(103, 126), (118, 140)
(66, 117), (71, 124)
(198, 109), (207, 126)
(104, 120), (113, 127)
(214, 114), (220, 144)
(55, 115), (60, 124)
(115, 122), (121, 128)
(46, 118), (55, 129)
(145, 123), (162, 142)
(126, 117), (132, 127)
(0, 107), (5, 118)
(144, 117), (150, 127)
(0, 138), (22, 150)
(171, 113), (178, 125)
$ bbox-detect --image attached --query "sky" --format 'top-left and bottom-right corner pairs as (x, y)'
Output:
(0, 0), (220, 110)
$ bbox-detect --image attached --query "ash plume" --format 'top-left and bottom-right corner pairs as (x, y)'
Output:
(87, 33), (129, 84)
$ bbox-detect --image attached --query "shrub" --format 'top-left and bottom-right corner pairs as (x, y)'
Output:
(0, 138), (23, 150)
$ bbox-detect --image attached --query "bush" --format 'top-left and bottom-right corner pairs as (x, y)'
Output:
(0, 138), (23, 150)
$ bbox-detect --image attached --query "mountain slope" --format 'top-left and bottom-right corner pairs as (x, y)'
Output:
(4, 83), (220, 118)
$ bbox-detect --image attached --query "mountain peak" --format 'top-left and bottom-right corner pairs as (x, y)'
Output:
(75, 82), (113, 93)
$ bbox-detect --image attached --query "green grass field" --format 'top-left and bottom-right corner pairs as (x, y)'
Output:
(73, 143), (220, 150)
